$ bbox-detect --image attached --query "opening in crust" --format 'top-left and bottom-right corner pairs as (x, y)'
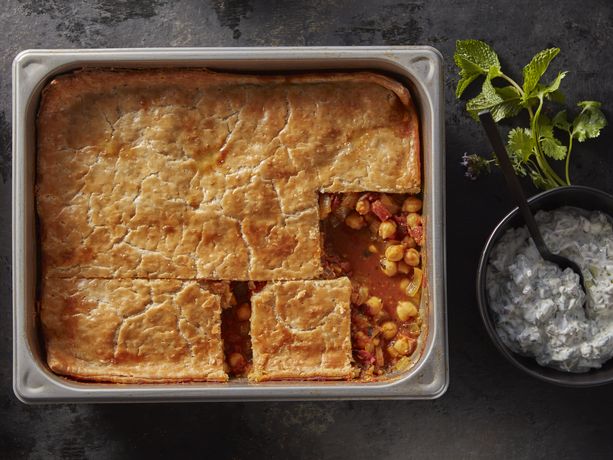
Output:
(220, 192), (425, 381)
(319, 192), (425, 380)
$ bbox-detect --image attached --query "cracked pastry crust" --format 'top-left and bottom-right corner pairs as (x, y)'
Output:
(40, 278), (229, 383)
(249, 278), (353, 381)
(37, 69), (420, 280)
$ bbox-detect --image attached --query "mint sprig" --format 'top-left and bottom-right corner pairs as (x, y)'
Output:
(455, 39), (500, 98)
(455, 39), (607, 189)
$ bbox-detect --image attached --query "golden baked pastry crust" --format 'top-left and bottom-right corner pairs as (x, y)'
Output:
(37, 69), (420, 280)
(37, 68), (421, 383)
(249, 278), (353, 381)
(41, 278), (229, 382)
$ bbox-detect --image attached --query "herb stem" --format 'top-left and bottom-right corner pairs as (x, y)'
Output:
(500, 73), (524, 95)
(531, 97), (566, 187)
(500, 74), (566, 187)
(565, 133), (574, 185)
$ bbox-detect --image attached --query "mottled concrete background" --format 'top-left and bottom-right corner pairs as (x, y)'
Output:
(1, 1), (612, 459)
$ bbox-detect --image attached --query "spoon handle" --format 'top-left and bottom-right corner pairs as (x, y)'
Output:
(478, 111), (550, 257)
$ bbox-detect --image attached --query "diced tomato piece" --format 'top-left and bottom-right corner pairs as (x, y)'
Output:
(360, 192), (380, 203)
(371, 200), (392, 221)
(355, 350), (376, 364)
(409, 225), (424, 246)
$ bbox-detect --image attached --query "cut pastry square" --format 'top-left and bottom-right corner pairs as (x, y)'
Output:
(40, 278), (230, 383)
(249, 278), (353, 381)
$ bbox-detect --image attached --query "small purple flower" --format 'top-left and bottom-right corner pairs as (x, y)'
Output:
(461, 153), (491, 180)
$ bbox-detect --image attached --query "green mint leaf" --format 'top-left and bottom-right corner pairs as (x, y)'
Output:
(522, 71), (567, 106)
(466, 70), (521, 121)
(466, 74), (502, 119)
(454, 40), (606, 190)
(456, 74), (479, 99)
(572, 101), (607, 142)
(491, 87), (522, 121)
(496, 86), (520, 99)
(455, 39), (501, 97)
(552, 110), (571, 131)
(522, 48), (560, 96)
(537, 71), (567, 98)
(507, 127), (534, 162)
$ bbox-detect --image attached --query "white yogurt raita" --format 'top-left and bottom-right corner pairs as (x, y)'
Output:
(487, 207), (613, 372)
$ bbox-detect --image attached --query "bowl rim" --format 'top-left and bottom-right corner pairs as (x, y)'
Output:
(476, 185), (613, 388)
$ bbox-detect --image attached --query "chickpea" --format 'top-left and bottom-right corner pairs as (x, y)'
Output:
(397, 261), (411, 275)
(228, 352), (246, 370)
(345, 212), (365, 230)
(402, 235), (417, 249)
(404, 248), (420, 267)
(378, 220), (397, 240)
(393, 336), (411, 356)
(406, 213), (422, 228)
(365, 296), (383, 316)
(402, 196), (423, 213)
(380, 258), (398, 277)
(396, 300), (418, 321)
(229, 292), (238, 306)
(399, 278), (410, 292)
(381, 321), (398, 340)
(385, 244), (404, 262)
(368, 244), (378, 254)
(235, 303), (251, 321)
(355, 199), (371, 215)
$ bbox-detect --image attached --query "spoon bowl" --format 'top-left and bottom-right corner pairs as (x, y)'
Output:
(544, 253), (584, 286)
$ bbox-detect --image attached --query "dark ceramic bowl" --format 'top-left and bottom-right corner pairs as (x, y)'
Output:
(476, 185), (613, 387)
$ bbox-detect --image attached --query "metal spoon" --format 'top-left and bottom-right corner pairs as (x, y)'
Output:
(478, 110), (586, 290)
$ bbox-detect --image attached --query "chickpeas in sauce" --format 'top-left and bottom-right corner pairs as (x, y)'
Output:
(221, 193), (424, 381)
(221, 283), (254, 377)
(320, 192), (424, 378)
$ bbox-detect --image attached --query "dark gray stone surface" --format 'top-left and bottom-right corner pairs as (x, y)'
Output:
(1, 1), (612, 458)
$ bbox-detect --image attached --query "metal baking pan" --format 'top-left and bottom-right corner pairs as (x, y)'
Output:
(12, 47), (447, 402)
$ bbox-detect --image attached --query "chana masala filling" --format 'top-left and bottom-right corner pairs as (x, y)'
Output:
(221, 192), (424, 379)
